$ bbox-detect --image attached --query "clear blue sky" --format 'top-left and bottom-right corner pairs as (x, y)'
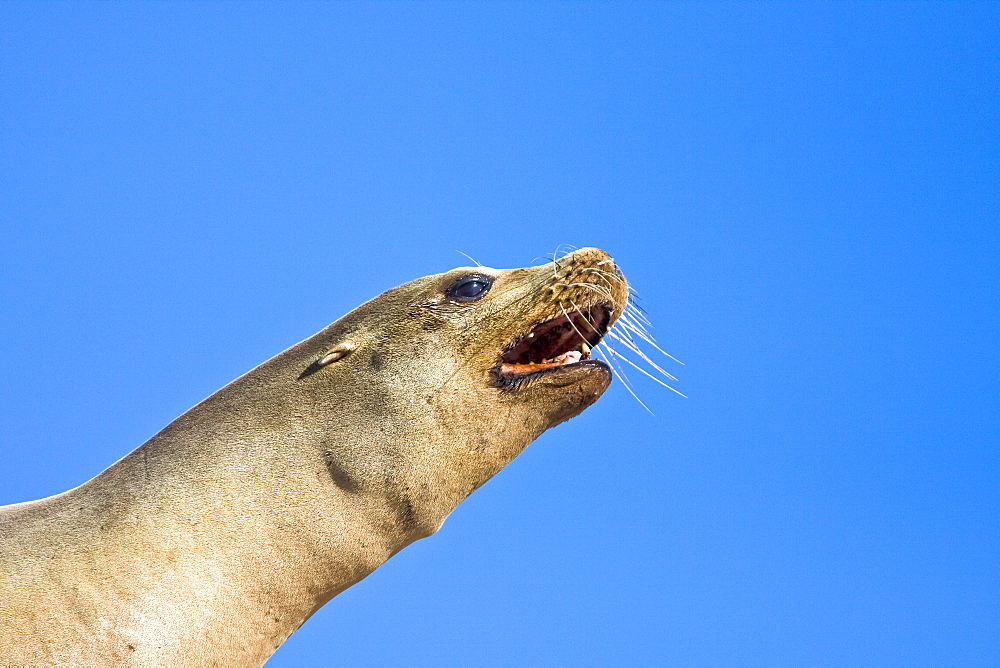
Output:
(1, 2), (996, 665)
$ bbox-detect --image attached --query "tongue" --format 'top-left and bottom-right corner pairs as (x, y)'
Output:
(555, 350), (583, 364)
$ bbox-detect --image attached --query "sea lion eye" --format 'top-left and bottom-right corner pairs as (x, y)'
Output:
(447, 274), (493, 302)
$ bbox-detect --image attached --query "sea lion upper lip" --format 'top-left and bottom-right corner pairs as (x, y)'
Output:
(493, 303), (613, 388)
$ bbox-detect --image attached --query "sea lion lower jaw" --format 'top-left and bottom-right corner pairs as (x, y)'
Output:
(494, 360), (613, 424)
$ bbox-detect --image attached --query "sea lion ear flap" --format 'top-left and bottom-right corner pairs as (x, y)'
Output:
(298, 341), (356, 379)
(317, 341), (355, 366)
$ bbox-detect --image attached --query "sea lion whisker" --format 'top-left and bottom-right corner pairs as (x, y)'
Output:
(618, 322), (664, 355)
(603, 341), (686, 397)
(627, 309), (655, 331)
(555, 243), (579, 257)
(616, 319), (658, 350)
(555, 282), (616, 303)
(581, 267), (626, 284)
(581, 266), (624, 279)
(550, 245), (564, 274)
(625, 297), (652, 321)
(549, 244), (581, 275)
(454, 250), (484, 267)
(557, 302), (598, 351)
(596, 341), (655, 414)
(626, 287), (648, 304)
(579, 269), (624, 293)
(590, 343), (609, 364)
(588, 344), (619, 385)
(608, 329), (677, 380)
(566, 298), (600, 334)
(619, 325), (657, 353)
(579, 272), (616, 290)
(624, 298), (652, 319)
(618, 314), (660, 348)
(616, 318), (683, 365)
(618, 312), (653, 337)
(606, 330), (679, 381)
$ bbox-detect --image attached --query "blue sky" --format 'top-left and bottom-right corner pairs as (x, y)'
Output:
(1, 2), (996, 665)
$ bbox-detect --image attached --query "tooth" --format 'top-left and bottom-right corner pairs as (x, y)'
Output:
(581, 342), (591, 355)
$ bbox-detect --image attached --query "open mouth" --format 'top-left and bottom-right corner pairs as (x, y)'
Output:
(495, 304), (612, 385)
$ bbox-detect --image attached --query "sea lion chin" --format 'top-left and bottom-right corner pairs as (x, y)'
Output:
(0, 246), (629, 665)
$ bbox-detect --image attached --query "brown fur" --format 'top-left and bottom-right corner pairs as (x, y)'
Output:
(0, 248), (628, 665)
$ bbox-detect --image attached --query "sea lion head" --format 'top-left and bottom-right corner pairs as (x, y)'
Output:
(294, 247), (629, 538)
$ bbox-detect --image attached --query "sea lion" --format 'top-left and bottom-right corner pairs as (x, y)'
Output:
(0, 247), (629, 665)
